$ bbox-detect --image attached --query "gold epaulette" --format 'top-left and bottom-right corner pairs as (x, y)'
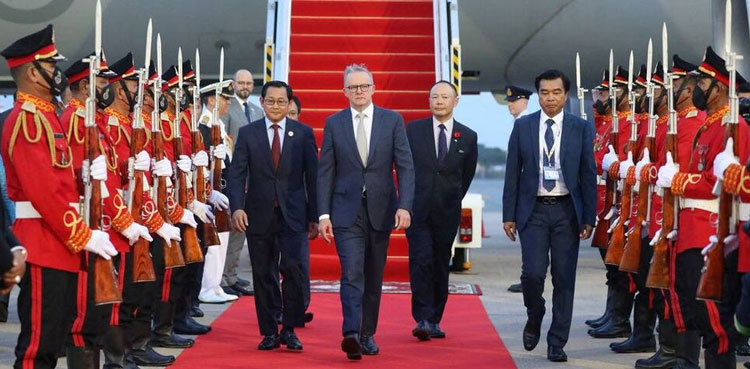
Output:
(8, 103), (73, 169)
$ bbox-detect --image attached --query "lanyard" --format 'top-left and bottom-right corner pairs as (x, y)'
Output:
(542, 122), (561, 165)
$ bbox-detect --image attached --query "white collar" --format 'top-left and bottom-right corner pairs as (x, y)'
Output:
(265, 117), (286, 130)
(350, 103), (374, 119)
(541, 109), (564, 126)
(432, 116), (454, 131)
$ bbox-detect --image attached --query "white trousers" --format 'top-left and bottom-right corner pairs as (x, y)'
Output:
(200, 231), (229, 295)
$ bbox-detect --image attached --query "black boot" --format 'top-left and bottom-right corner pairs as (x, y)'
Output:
(103, 326), (133, 369)
(589, 286), (633, 338)
(611, 291), (656, 353)
(130, 319), (175, 367)
(704, 347), (736, 369)
(586, 284), (613, 328)
(174, 315), (211, 335)
(66, 346), (97, 369)
(673, 330), (701, 368)
(635, 346), (678, 369)
(151, 301), (194, 349)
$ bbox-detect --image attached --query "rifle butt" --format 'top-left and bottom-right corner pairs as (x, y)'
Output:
(164, 239), (186, 269)
(93, 256), (123, 305)
(132, 238), (156, 283)
(591, 218), (610, 249)
(604, 225), (625, 266)
(645, 238), (670, 289)
(695, 251), (724, 301)
(202, 222), (221, 247)
(182, 226), (204, 264)
(214, 209), (231, 232)
(619, 226), (643, 273)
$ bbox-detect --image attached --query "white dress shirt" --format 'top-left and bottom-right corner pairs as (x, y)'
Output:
(351, 103), (374, 150)
(433, 116), (454, 157)
(537, 110), (569, 196)
(265, 117), (286, 150)
(514, 109), (529, 121)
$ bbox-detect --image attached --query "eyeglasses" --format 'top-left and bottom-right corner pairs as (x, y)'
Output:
(263, 99), (289, 107)
(346, 84), (372, 93)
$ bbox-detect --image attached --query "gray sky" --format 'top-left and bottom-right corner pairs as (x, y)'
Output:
(454, 92), (540, 150)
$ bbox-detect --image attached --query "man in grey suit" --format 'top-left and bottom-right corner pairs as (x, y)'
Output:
(317, 64), (415, 360)
(221, 69), (264, 296)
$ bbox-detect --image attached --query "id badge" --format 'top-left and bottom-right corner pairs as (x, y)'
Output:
(544, 167), (559, 181)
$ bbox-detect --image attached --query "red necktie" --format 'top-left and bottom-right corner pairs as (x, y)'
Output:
(271, 124), (280, 169)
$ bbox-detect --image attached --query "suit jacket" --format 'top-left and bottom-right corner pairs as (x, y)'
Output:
(406, 118), (478, 228)
(227, 118), (318, 234)
(502, 110), (597, 231)
(222, 97), (263, 141)
(317, 105), (415, 232)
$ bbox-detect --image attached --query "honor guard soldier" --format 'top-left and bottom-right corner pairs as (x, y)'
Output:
(657, 46), (748, 369)
(0, 25), (119, 369)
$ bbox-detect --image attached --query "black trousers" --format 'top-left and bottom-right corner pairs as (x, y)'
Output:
(247, 208), (306, 336)
(518, 196), (580, 348)
(406, 220), (458, 324)
(68, 253), (113, 349)
(152, 237), (187, 304)
(334, 197), (390, 337)
(15, 264), (77, 369)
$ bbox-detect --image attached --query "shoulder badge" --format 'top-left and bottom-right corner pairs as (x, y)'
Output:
(108, 115), (120, 127)
(21, 101), (36, 113)
(200, 115), (210, 125)
(686, 110), (698, 118)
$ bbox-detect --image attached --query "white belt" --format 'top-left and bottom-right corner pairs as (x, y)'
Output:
(740, 203), (750, 222)
(16, 201), (79, 219)
(680, 198), (719, 214)
(597, 177), (606, 186)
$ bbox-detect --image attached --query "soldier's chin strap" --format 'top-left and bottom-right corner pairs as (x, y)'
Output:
(654, 88), (667, 113)
(673, 77), (690, 107)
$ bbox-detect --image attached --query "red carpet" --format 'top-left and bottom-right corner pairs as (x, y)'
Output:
(289, 0), (437, 282)
(170, 294), (516, 369)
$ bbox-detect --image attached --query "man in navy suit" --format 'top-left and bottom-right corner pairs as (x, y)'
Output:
(406, 81), (477, 341)
(502, 70), (597, 362)
(317, 64), (415, 360)
(227, 80), (318, 351)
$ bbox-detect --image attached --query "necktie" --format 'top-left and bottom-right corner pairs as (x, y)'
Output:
(437, 124), (448, 164)
(243, 102), (252, 124)
(356, 113), (368, 166)
(543, 119), (556, 192)
(271, 124), (280, 170)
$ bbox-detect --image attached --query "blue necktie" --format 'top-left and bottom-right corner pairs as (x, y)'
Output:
(243, 102), (252, 124)
(437, 124), (448, 164)
(543, 119), (556, 192)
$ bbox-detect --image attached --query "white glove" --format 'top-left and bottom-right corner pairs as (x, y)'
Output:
(208, 190), (229, 211)
(84, 230), (118, 260)
(120, 222), (153, 245)
(656, 152), (678, 189)
(156, 223), (181, 242)
(192, 151), (209, 167)
(635, 148), (651, 184)
(89, 155), (108, 181)
(179, 209), (198, 228)
(602, 145), (619, 172)
(189, 200), (215, 222)
(134, 150), (151, 171)
(177, 155), (192, 173)
(153, 158), (173, 178)
(213, 143), (227, 160)
(619, 151), (634, 180)
(713, 137), (739, 180)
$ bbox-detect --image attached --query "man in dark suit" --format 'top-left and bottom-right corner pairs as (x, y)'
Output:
(502, 70), (596, 362)
(406, 81), (477, 341)
(227, 80), (318, 351)
(317, 64), (414, 360)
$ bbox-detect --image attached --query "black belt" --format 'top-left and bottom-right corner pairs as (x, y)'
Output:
(536, 195), (569, 205)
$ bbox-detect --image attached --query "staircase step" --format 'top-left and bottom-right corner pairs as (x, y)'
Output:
(291, 17), (433, 36)
(291, 52), (434, 72)
(289, 70), (435, 90)
(292, 0), (433, 18)
(291, 34), (434, 53)
(294, 90), (429, 110)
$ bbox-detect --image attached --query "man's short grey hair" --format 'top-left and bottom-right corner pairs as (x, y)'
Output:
(343, 64), (373, 86)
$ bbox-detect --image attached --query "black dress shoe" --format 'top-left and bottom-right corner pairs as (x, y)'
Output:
(610, 335), (656, 353)
(174, 316), (211, 335)
(258, 335), (281, 350)
(744, 361), (749, 369)
(588, 316), (610, 329)
(280, 330), (303, 351)
(523, 319), (542, 351)
(507, 283), (523, 293)
(131, 346), (175, 367)
(588, 320), (631, 338)
(190, 305), (204, 318)
(671, 358), (700, 369)
(151, 333), (195, 348)
(236, 277), (251, 287)
(341, 333), (361, 360)
(634, 347), (677, 369)
(230, 283), (253, 296)
(547, 346), (567, 362)
(430, 323), (446, 339)
(222, 285), (241, 297)
(412, 321), (431, 341)
(360, 335), (379, 355)
(738, 342), (750, 356)
(305, 312), (314, 323)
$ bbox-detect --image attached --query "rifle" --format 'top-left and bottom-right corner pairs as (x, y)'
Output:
(621, 40), (655, 273)
(173, 48), (203, 264)
(84, 0), (122, 304)
(696, 0), (743, 301)
(211, 48), (231, 232)
(153, 34), (185, 269)
(647, 25), (677, 288)
(128, 19), (156, 283)
(605, 54), (636, 266)
(592, 49), (619, 249)
(192, 49), (221, 247)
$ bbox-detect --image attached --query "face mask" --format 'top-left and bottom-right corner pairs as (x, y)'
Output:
(179, 92), (189, 111)
(158, 94), (169, 113)
(692, 84), (708, 111)
(119, 80), (137, 112)
(33, 61), (69, 97)
(594, 99), (609, 115)
(634, 95), (646, 114)
(96, 84), (115, 109)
